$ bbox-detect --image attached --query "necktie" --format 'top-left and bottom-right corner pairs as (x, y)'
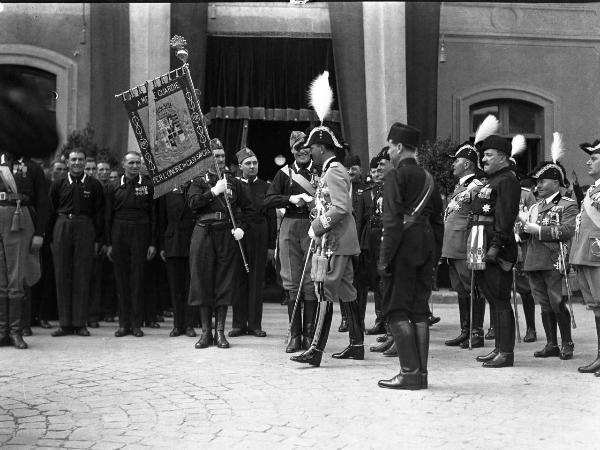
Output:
(72, 178), (82, 215)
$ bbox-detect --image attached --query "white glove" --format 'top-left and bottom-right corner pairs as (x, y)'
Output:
(300, 193), (314, 203)
(231, 228), (244, 241)
(289, 194), (305, 206)
(211, 178), (227, 196)
(308, 226), (316, 240)
(524, 222), (541, 235)
(514, 233), (522, 244)
(518, 210), (529, 224)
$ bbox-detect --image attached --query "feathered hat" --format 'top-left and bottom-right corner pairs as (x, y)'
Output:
(450, 139), (481, 169)
(508, 134), (527, 172)
(305, 71), (343, 149)
(530, 132), (568, 186)
(579, 139), (600, 155)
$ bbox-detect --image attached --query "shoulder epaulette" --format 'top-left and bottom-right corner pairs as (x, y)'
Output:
(329, 162), (340, 168)
(561, 196), (575, 202)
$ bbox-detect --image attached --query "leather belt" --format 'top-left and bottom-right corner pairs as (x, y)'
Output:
(58, 213), (87, 219)
(0, 192), (25, 201)
(472, 215), (494, 225)
(197, 211), (227, 221)
(403, 215), (429, 225)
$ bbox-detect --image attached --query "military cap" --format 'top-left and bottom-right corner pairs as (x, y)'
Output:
(530, 160), (568, 187)
(236, 147), (256, 165)
(387, 123), (420, 148)
(580, 139), (600, 155)
(305, 125), (343, 149)
(376, 146), (391, 162)
(210, 138), (224, 151)
(289, 131), (306, 151)
(369, 157), (379, 169)
(450, 140), (480, 168)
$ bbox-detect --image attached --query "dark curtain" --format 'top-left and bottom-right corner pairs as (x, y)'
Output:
(406, 2), (441, 144)
(170, 3), (208, 105)
(328, 3), (369, 168)
(208, 119), (244, 166)
(204, 36), (339, 122)
(90, 3), (130, 161)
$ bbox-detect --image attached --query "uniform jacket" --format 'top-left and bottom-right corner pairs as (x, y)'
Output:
(187, 170), (255, 230)
(570, 180), (600, 267)
(515, 187), (537, 263)
(158, 186), (195, 258)
(351, 179), (367, 219)
(470, 166), (521, 265)
(238, 176), (277, 249)
(441, 173), (483, 259)
(522, 193), (577, 271)
(379, 158), (444, 267)
(263, 161), (321, 218)
(104, 174), (158, 246)
(311, 158), (360, 256)
(355, 183), (383, 251)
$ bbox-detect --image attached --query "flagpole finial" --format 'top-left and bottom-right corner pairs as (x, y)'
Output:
(170, 35), (188, 64)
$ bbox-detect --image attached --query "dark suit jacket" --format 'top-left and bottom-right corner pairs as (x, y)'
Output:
(159, 187), (195, 258)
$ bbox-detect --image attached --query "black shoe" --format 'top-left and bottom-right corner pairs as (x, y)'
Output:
(534, 343), (560, 358)
(104, 316), (116, 323)
(144, 322), (160, 329)
(87, 321), (99, 329)
(114, 328), (130, 337)
(163, 310), (174, 318)
(155, 315), (165, 323)
(523, 328), (537, 343)
(332, 345), (364, 360)
(365, 320), (386, 335)
(132, 328), (144, 337)
(376, 334), (387, 343)
(482, 352), (514, 368)
(383, 342), (398, 357)
(445, 330), (468, 347)
(39, 320), (53, 329)
(22, 327), (32, 337)
(560, 342), (574, 360)
(378, 372), (422, 390)
(338, 318), (348, 333)
(370, 336), (394, 353)
(169, 328), (181, 337)
(427, 316), (441, 326)
(76, 327), (90, 337)
(9, 334), (28, 349)
(185, 327), (197, 337)
(485, 327), (495, 340)
(215, 330), (230, 348)
(578, 354), (600, 373)
(51, 327), (71, 337)
(195, 330), (213, 349)
(286, 335), (302, 353)
(476, 349), (498, 362)
(228, 328), (247, 337)
(290, 348), (323, 367)
(248, 329), (267, 337)
(460, 332), (484, 349)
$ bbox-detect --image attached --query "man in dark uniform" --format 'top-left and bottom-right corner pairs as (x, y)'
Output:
(443, 142), (486, 349)
(105, 151), (157, 338)
(188, 138), (254, 349)
(522, 160), (577, 360)
(159, 183), (197, 337)
(377, 123), (444, 390)
(290, 125), (362, 367)
(50, 149), (104, 337)
(229, 147), (276, 338)
(0, 153), (49, 349)
(264, 132), (320, 353)
(469, 135), (521, 368)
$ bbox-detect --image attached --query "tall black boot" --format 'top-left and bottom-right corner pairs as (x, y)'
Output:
(302, 300), (317, 350)
(483, 308), (514, 368)
(378, 321), (422, 390)
(338, 300), (348, 332)
(579, 315), (600, 373)
(291, 301), (333, 367)
(445, 292), (469, 346)
(332, 301), (364, 360)
(556, 303), (574, 360)
(534, 311), (560, 357)
(286, 292), (303, 353)
(462, 287), (486, 348)
(0, 297), (8, 346)
(414, 321), (429, 389)
(195, 306), (214, 349)
(215, 306), (230, 349)
(520, 292), (536, 342)
(8, 298), (27, 349)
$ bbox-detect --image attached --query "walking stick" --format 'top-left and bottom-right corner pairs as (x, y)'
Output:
(469, 269), (475, 350)
(284, 239), (315, 345)
(171, 36), (250, 273)
(512, 265), (521, 343)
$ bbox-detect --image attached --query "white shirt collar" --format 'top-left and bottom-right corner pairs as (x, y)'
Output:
(120, 174), (142, 186)
(322, 157), (336, 171)
(459, 174), (475, 186)
(544, 191), (559, 204)
(68, 173), (86, 185)
(293, 160), (313, 172)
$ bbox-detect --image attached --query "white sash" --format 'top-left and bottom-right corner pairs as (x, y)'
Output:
(583, 194), (600, 229)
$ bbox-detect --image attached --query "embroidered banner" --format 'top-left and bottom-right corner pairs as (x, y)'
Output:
(118, 68), (213, 198)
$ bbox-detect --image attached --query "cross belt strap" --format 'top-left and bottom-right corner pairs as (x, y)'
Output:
(280, 165), (316, 196)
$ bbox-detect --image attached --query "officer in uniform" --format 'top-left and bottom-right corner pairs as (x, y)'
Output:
(50, 149), (104, 337)
(469, 135), (521, 368)
(290, 125), (362, 367)
(376, 123), (444, 390)
(264, 131), (320, 353)
(229, 147), (276, 338)
(159, 183), (197, 337)
(0, 153), (49, 349)
(521, 160), (577, 360)
(105, 151), (158, 338)
(442, 141), (486, 349)
(188, 138), (254, 349)
(571, 140), (600, 376)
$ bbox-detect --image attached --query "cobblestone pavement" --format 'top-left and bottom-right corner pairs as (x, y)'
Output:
(1, 301), (599, 449)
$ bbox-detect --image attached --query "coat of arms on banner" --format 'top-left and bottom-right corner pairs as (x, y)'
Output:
(118, 70), (213, 198)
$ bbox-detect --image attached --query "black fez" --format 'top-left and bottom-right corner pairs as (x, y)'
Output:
(344, 154), (361, 168)
(580, 139), (600, 155)
(451, 140), (480, 168)
(480, 135), (511, 155)
(387, 123), (420, 148)
(530, 161), (568, 187)
(369, 157), (379, 169)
